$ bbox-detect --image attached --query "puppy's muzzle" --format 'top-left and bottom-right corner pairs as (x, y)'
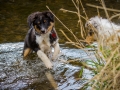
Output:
(41, 27), (46, 34)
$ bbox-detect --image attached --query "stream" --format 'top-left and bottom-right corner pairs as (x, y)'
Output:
(0, 42), (95, 90)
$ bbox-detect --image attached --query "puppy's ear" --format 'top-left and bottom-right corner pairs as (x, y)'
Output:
(27, 12), (40, 28)
(32, 14), (39, 26)
(44, 11), (54, 22)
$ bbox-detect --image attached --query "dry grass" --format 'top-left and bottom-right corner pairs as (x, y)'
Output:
(47, 0), (120, 90)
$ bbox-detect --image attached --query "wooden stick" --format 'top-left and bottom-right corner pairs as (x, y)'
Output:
(110, 14), (120, 20)
(86, 3), (120, 12)
(100, 0), (109, 19)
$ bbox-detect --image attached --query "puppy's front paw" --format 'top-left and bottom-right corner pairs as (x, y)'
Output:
(52, 56), (56, 61)
(45, 62), (53, 69)
(52, 54), (59, 61)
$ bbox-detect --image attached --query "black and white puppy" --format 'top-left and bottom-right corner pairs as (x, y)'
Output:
(23, 11), (60, 69)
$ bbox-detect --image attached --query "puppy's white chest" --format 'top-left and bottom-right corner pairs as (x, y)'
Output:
(36, 35), (51, 49)
(36, 35), (43, 45)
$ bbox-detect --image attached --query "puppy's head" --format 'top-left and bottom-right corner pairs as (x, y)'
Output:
(28, 11), (54, 34)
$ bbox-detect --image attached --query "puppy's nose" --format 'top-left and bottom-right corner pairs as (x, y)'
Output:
(41, 31), (45, 33)
(41, 26), (46, 34)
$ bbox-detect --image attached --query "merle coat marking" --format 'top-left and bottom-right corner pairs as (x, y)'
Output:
(85, 16), (120, 45)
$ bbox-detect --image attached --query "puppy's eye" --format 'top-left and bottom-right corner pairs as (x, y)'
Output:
(44, 20), (46, 23)
(38, 22), (40, 24)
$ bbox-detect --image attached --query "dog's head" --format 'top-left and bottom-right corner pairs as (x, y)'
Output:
(85, 17), (100, 44)
(27, 11), (54, 34)
(85, 17), (100, 31)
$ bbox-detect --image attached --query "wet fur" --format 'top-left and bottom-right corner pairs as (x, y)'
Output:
(23, 11), (60, 69)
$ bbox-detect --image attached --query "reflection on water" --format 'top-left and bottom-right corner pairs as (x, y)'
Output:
(0, 42), (94, 90)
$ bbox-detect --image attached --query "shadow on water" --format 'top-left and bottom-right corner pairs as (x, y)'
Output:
(0, 0), (120, 89)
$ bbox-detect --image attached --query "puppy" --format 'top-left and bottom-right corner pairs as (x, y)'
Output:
(85, 16), (120, 45)
(23, 11), (60, 69)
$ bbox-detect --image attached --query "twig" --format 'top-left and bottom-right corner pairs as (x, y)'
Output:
(79, 0), (88, 19)
(60, 29), (84, 48)
(72, 0), (78, 10)
(59, 29), (72, 42)
(60, 8), (87, 21)
(60, 8), (77, 14)
(110, 14), (120, 20)
(86, 3), (120, 12)
(46, 6), (69, 30)
(100, 0), (109, 19)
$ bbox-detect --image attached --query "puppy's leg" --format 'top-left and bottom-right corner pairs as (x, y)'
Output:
(37, 50), (53, 69)
(23, 48), (32, 57)
(45, 71), (58, 89)
(52, 43), (60, 60)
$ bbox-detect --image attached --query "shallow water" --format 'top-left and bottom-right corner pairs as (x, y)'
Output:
(0, 42), (94, 90)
